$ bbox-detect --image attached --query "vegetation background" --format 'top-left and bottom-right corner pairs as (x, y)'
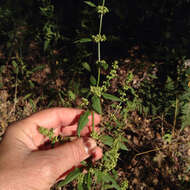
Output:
(1, 0), (190, 189)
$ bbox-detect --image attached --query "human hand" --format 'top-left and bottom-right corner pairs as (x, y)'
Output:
(0, 108), (102, 190)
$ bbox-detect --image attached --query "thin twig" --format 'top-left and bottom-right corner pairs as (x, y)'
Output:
(135, 141), (183, 157)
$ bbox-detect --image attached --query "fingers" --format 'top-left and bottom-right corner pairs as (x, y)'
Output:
(55, 146), (103, 181)
(61, 124), (100, 136)
(41, 137), (101, 177)
(27, 108), (101, 129)
(91, 146), (103, 162)
(7, 108), (101, 151)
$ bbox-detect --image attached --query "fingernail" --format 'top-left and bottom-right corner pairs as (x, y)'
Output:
(83, 137), (96, 154)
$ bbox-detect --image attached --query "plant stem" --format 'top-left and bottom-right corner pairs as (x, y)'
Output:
(172, 97), (179, 135)
(97, 0), (105, 87)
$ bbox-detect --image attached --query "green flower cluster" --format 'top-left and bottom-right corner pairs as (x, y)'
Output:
(38, 127), (59, 144)
(90, 86), (102, 97)
(123, 71), (134, 91)
(103, 137), (120, 172)
(91, 131), (100, 140)
(80, 97), (89, 107)
(101, 60), (119, 92)
(121, 180), (129, 190)
(97, 5), (109, 14)
(92, 34), (106, 43)
(96, 59), (106, 66)
(118, 89), (128, 102)
(77, 173), (85, 184)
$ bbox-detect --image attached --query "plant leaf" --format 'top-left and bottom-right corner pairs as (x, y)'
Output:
(77, 181), (84, 190)
(82, 62), (91, 72)
(90, 75), (97, 85)
(84, 1), (96, 7)
(81, 88), (89, 94)
(101, 62), (108, 70)
(102, 173), (121, 190)
(95, 169), (103, 184)
(44, 39), (50, 51)
(57, 168), (82, 187)
(102, 93), (121, 102)
(68, 90), (76, 100)
(91, 95), (102, 114)
(77, 110), (91, 137)
(120, 142), (128, 151)
(32, 65), (46, 72)
(12, 60), (19, 74)
(23, 93), (32, 100)
(101, 135), (114, 146)
(87, 172), (92, 189)
(74, 38), (92, 43)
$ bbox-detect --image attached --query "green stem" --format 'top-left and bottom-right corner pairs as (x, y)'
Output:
(172, 97), (179, 135)
(97, 0), (105, 87)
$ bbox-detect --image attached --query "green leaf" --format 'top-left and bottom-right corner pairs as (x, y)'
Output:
(57, 168), (82, 187)
(101, 135), (128, 150)
(12, 60), (19, 74)
(120, 143), (128, 151)
(0, 65), (5, 73)
(84, 1), (96, 7)
(74, 38), (92, 43)
(77, 110), (91, 137)
(0, 82), (3, 88)
(29, 80), (35, 89)
(87, 172), (92, 189)
(82, 62), (91, 72)
(102, 93), (121, 101)
(68, 90), (76, 100)
(95, 170), (103, 184)
(77, 182), (84, 190)
(102, 173), (121, 190)
(29, 99), (36, 111)
(101, 135), (114, 146)
(101, 62), (108, 70)
(44, 39), (50, 51)
(32, 65), (46, 72)
(81, 88), (89, 94)
(23, 93), (32, 100)
(90, 75), (97, 85)
(91, 95), (102, 114)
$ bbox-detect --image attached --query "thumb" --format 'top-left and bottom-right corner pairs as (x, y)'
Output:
(44, 137), (97, 177)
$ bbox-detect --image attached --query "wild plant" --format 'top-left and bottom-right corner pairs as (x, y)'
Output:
(39, 0), (129, 189)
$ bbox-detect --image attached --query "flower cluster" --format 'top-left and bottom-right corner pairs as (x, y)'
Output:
(103, 137), (120, 172)
(101, 60), (119, 92)
(92, 34), (106, 43)
(90, 86), (102, 97)
(97, 5), (109, 14)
